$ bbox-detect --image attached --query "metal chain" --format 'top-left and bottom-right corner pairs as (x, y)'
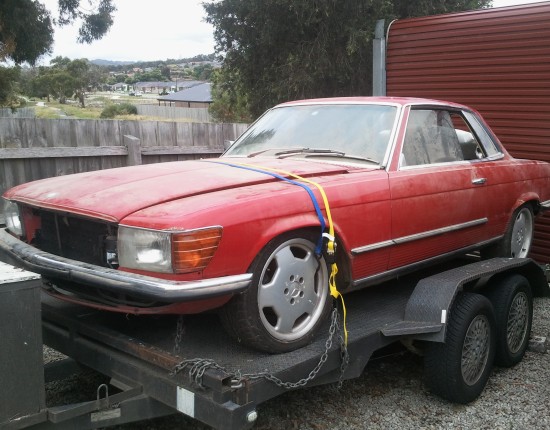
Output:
(171, 358), (228, 387)
(336, 312), (350, 389)
(171, 307), (349, 390)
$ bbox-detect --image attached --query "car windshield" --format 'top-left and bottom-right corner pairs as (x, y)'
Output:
(224, 103), (398, 164)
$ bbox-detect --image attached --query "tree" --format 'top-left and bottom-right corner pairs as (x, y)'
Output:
(192, 63), (214, 81)
(204, 0), (492, 120)
(0, 66), (23, 109)
(0, 0), (115, 108)
(0, 0), (54, 65)
(0, 0), (115, 65)
(67, 58), (90, 107)
(47, 70), (77, 104)
(30, 67), (54, 102)
(30, 57), (102, 106)
(160, 65), (171, 80)
(125, 69), (166, 85)
(209, 68), (250, 122)
(57, 0), (116, 44)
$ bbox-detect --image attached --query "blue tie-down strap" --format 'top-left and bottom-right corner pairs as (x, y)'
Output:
(207, 160), (326, 255)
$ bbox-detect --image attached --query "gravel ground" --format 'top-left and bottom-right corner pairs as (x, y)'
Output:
(42, 295), (550, 430)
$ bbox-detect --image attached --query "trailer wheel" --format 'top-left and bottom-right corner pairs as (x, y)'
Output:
(424, 293), (496, 404)
(483, 274), (533, 367)
(220, 232), (331, 353)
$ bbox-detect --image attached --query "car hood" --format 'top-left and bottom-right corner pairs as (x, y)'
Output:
(5, 158), (360, 222)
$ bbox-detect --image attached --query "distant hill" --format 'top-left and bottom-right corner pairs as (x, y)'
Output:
(91, 54), (216, 69)
(91, 59), (136, 66)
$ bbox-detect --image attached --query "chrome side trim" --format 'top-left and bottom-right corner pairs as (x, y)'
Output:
(394, 218), (488, 245)
(0, 228), (251, 302)
(351, 240), (394, 254)
(351, 218), (488, 255)
(539, 200), (550, 211)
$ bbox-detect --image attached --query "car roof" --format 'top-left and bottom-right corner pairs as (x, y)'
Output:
(276, 96), (468, 110)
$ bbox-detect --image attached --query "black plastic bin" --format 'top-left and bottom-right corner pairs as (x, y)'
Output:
(0, 262), (45, 427)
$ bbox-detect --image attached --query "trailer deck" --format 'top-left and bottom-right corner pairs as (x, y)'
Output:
(3, 257), (548, 429)
(40, 274), (414, 429)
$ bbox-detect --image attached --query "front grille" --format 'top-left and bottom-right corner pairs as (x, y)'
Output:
(34, 210), (117, 267)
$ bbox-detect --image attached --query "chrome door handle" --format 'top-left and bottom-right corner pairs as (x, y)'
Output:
(472, 178), (487, 185)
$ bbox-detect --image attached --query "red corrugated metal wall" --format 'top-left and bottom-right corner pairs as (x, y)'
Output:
(386, 2), (550, 263)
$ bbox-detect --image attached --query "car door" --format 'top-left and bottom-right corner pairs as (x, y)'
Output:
(388, 106), (490, 270)
(458, 109), (515, 240)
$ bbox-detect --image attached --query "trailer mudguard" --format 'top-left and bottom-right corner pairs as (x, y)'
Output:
(381, 258), (548, 342)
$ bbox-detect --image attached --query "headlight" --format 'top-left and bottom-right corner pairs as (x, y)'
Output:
(118, 226), (222, 274)
(3, 199), (23, 237)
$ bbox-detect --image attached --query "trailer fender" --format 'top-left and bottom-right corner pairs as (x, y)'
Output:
(381, 258), (548, 343)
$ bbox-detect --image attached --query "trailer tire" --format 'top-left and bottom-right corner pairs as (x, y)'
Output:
(220, 231), (331, 353)
(424, 293), (496, 404)
(483, 274), (533, 367)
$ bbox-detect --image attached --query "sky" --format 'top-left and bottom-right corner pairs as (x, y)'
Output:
(39, 0), (546, 64)
(40, 0), (216, 63)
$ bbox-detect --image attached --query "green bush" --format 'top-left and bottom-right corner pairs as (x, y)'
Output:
(100, 102), (137, 118)
(118, 102), (138, 115)
(100, 105), (118, 118)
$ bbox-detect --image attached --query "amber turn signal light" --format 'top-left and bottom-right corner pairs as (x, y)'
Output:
(172, 227), (223, 273)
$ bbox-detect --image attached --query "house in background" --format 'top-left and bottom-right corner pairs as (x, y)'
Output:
(133, 81), (171, 93)
(110, 82), (130, 92)
(135, 80), (206, 94)
(156, 83), (212, 108)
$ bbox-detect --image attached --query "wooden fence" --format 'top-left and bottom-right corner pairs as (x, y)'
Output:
(0, 108), (36, 119)
(0, 117), (248, 214)
(135, 105), (212, 122)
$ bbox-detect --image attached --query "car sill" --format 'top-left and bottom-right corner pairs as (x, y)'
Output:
(351, 236), (503, 290)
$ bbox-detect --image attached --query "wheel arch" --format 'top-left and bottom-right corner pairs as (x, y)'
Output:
(248, 218), (353, 290)
(513, 193), (542, 215)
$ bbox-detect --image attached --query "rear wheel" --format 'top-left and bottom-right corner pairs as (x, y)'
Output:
(424, 293), (496, 404)
(220, 232), (331, 353)
(483, 274), (533, 367)
(483, 205), (534, 258)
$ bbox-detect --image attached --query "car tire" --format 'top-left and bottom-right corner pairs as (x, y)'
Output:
(483, 205), (534, 259)
(220, 231), (332, 353)
(424, 293), (496, 404)
(483, 274), (533, 367)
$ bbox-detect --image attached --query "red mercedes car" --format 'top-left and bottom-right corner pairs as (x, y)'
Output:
(2, 97), (549, 352)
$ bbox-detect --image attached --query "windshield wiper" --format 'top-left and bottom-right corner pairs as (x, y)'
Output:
(247, 147), (308, 157)
(276, 148), (345, 157)
(304, 152), (379, 164)
(249, 147), (379, 165)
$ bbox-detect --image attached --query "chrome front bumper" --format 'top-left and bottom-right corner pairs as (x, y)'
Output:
(0, 228), (252, 302)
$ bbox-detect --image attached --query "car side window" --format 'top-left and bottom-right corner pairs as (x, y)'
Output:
(401, 109), (487, 167)
(462, 110), (502, 158)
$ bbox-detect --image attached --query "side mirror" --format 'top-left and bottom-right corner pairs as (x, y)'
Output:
(223, 140), (234, 150)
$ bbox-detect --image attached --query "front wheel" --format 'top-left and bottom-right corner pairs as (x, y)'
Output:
(220, 232), (331, 353)
(424, 293), (496, 404)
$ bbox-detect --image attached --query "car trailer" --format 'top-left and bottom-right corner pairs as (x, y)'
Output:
(1, 257), (549, 430)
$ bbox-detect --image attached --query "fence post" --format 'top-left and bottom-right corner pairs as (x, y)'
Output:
(124, 134), (142, 166)
(372, 19), (386, 96)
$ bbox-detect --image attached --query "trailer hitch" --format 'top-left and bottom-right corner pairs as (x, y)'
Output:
(96, 383), (110, 410)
